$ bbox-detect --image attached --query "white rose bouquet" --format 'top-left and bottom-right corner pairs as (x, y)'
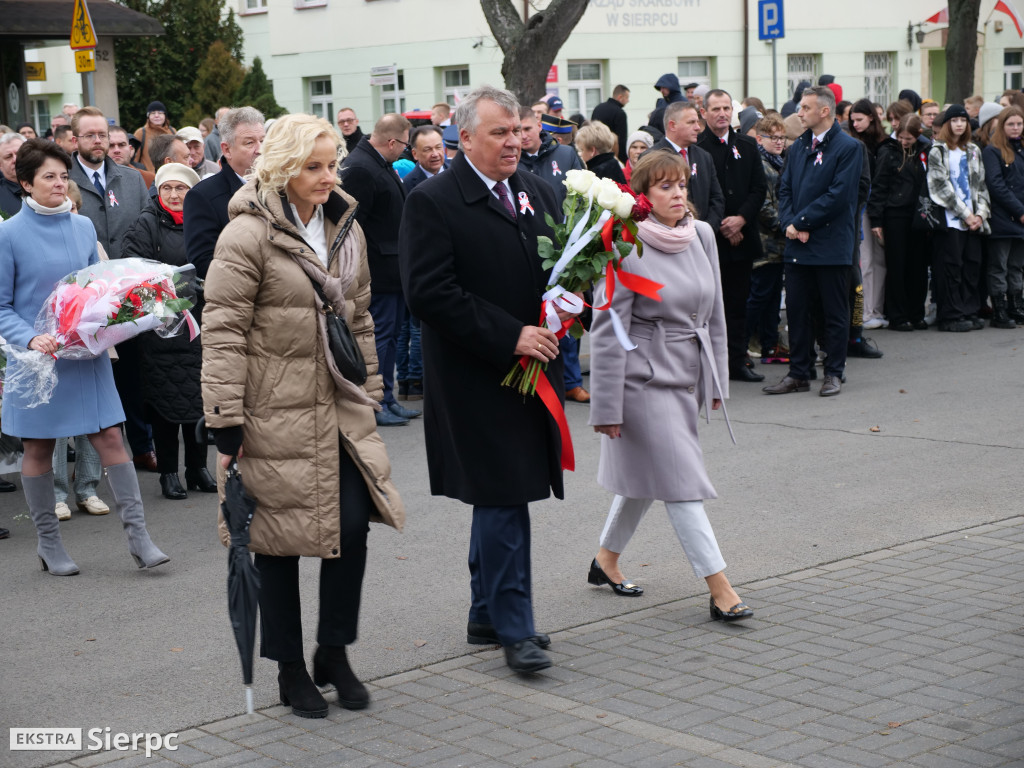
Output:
(502, 169), (657, 396)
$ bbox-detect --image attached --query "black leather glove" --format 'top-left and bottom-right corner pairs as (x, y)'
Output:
(210, 425), (243, 457)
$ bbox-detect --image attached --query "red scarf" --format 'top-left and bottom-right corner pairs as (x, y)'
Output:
(158, 196), (185, 225)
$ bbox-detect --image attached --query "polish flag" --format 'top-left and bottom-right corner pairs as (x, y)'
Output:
(995, 0), (1024, 37)
(925, 7), (949, 23)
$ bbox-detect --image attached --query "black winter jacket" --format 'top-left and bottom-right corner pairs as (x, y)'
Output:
(121, 195), (204, 423)
(586, 152), (626, 185)
(982, 140), (1024, 238)
(867, 136), (931, 226)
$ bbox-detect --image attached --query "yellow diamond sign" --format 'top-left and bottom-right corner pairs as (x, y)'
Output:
(70, 0), (97, 50)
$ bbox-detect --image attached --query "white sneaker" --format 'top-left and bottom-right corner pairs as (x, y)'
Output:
(55, 502), (71, 521)
(76, 496), (110, 515)
(863, 317), (885, 330)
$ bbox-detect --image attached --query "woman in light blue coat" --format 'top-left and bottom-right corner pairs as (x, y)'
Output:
(0, 139), (168, 576)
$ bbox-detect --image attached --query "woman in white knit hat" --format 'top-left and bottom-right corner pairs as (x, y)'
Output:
(121, 162), (213, 501)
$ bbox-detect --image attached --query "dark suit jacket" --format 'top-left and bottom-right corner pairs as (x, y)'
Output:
(70, 154), (150, 261)
(697, 126), (767, 262)
(341, 137), (407, 292)
(647, 138), (725, 232)
(399, 152), (564, 506)
(402, 160), (450, 195)
(182, 157), (243, 279)
(591, 98), (629, 162)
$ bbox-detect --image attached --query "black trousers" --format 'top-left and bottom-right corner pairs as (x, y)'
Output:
(149, 412), (206, 474)
(785, 263), (850, 380)
(468, 504), (535, 645)
(255, 445), (372, 662)
(883, 214), (929, 325)
(932, 227), (982, 322)
(720, 259), (753, 368)
(112, 338), (152, 455)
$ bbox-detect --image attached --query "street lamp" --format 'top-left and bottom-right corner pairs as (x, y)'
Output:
(907, 21), (926, 49)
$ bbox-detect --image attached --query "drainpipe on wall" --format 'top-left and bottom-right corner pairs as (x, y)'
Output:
(743, 0), (749, 97)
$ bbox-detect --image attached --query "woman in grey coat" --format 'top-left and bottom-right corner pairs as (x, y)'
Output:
(587, 151), (752, 622)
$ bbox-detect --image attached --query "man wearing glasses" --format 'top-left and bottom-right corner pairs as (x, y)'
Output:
(336, 108), (363, 154)
(69, 106), (155, 471)
(341, 113), (419, 426)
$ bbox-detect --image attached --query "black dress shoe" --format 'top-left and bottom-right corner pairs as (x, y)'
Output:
(0, 478), (16, 492)
(730, 365), (765, 382)
(762, 375), (810, 394)
(159, 473), (188, 500)
(890, 321), (914, 332)
(312, 644), (369, 710)
(504, 638), (552, 674)
(278, 660), (328, 718)
(710, 596), (754, 622)
(587, 558), (644, 596)
(913, 319), (929, 330)
(847, 337), (883, 358)
(185, 467), (217, 493)
(467, 621), (551, 649)
(0, 527), (9, 539)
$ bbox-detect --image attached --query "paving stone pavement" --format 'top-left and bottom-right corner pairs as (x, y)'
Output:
(40, 517), (1024, 768)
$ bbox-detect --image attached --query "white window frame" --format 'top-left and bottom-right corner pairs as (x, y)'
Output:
(380, 70), (406, 115)
(30, 98), (50, 135)
(442, 67), (470, 107)
(1005, 50), (1024, 91)
(787, 54), (819, 101)
(677, 58), (711, 88)
(864, 52), (893, 107)
(566, 60), (603, 117)
(308, 77), (333, 121)
(240, 0), (267, 15)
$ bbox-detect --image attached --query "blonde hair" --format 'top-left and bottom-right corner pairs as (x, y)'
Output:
(250, 114), (340, 202)
(576, 120), (617, 155)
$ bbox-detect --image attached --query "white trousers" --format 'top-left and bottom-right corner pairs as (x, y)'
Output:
(598, 496), (727, 579)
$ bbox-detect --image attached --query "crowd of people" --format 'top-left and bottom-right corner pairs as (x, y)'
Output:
(1, 70), (1020, 708)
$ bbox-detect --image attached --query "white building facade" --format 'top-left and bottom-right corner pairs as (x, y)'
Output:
(21, 0), (1024, 132)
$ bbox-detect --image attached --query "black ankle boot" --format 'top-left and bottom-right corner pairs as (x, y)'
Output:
(184, 467), (217, 492)
(991, 296), (1016, 329)
(278, 660), (328, 718)
(312, 645), (370, 710)
(159, 473), (187, 500)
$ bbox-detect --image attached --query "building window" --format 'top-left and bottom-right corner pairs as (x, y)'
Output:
(30, 98), (50, 135)
(308, 78), (333, 120)
(787, 54), (819, 100)
(240, 0), (267, 14)
(381, 70), (406, 114)
(864, 52), (893, 106)
(294, 0), (327, 7)
(1005, 50), (1024, 90)
(677, 58), (711, 88)
(442, 67), (470, 106)
(566, 61), (602, 117)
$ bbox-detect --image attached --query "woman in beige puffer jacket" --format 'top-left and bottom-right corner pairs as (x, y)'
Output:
(201, 114), (404, 718)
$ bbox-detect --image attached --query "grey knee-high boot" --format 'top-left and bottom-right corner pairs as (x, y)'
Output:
(105, 462), (170, 569)
(23, 471), (79, 576)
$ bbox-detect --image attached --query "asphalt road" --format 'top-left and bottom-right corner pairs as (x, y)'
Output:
(2, 325), (1021, 768)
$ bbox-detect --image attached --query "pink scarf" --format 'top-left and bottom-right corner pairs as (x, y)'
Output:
(636, 214), (697, 251)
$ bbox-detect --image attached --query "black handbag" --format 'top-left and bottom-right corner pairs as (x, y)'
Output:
(308, 277), (368, 386)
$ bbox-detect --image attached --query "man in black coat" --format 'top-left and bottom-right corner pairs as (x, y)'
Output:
(591, 85), (630, 162)
(647, 102), (724, 232)
(400, 86), (574, 675)
(697, 89), (768, 382)
(184, 106), (266, 280)
(341, 113), (415, 426)
(336, 107), (364, 155)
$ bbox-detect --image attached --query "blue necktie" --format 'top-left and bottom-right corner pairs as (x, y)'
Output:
(92, 171), (104, 199)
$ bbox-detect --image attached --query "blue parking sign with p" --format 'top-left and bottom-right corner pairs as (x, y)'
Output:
(758, 0), (784, 40)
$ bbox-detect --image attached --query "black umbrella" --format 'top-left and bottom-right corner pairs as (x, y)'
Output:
(222, 455), (260, 714)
